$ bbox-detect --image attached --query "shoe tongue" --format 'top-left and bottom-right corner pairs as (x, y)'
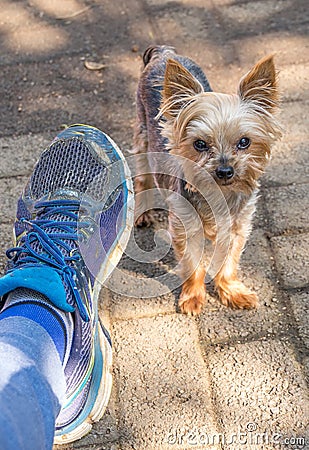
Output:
(16, 202), (79, 263)
(0, 266), (74, 313)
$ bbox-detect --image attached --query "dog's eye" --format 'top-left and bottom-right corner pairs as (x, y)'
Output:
(237, 137), (251, 150)
(193, 140), (210, 152)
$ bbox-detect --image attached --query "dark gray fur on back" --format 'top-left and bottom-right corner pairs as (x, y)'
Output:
(136, 45), (212, 155)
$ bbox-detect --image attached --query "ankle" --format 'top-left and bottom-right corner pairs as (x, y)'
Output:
(0, 288), (73, 363)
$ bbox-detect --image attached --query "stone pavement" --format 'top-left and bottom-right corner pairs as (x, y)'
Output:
(0, 0), (308, 449)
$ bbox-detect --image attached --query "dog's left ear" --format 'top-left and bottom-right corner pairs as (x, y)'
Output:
(162, 59), (203, 118)
(238, 55), (279, 111)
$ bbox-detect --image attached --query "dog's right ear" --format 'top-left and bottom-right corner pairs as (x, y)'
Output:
(161, 59), (203, 119)
(238, 55), (279, 112)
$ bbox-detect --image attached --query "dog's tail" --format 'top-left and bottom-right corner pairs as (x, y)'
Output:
(142, 45), (176, 67)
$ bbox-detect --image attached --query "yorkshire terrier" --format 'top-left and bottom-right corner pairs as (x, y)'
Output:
(133, 45), (281, 315)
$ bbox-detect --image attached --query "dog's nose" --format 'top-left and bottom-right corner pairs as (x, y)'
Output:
(216, 166), (234, 180)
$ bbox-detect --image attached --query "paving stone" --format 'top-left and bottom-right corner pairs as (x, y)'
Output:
(199, 230), (285, 345)
(1, 1), (146, 137)
(252, 194), (268, 230)
(214, 0), (308, 41)
(263, 184), (309, 234)
(237, 33), (309, 66)
(0, 176), (27, 224)
(271, 233), (309, 289)
(107, 218), (179, 318)
(146, 3), (238, 67)
(264, 138), (309, 186)
(0, 56), (103, 117)
(1, 86), (135, 138)
(0, 223), (14, 275)
(278, 63), (309, 102)
(278, 100), (309, 138)
(0, 134), (51, 177)
(112, 315), (220, 450)
(109, 289), (176, 320)
(208, 339), (308, 450)
(0, 0), (150, 66)
(230, 3), (307, 45)
(303, 357), (309, 383)
(1, 54), (141, 138)
(289, 291), (309, 349)
(105, 212), (181, 308)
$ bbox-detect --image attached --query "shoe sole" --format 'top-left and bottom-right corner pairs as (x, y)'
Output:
(53, 125), (134, 444)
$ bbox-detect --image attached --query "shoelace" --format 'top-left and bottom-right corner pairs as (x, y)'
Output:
(6, 199), (90, 321)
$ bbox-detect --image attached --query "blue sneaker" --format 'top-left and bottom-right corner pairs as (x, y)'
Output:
(0, 125), (134, 444)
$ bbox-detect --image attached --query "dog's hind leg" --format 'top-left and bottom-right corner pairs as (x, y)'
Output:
(133, 93), (155, 227)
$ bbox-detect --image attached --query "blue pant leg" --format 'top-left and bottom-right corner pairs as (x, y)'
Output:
(0, 317), (66, 450)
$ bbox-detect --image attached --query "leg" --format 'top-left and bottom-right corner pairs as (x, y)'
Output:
(134, 152), (155, 227)
(214, 222), (257, 309)
(169, 208), (206, 315)
(133, 94), (155, 227)
(178, 264), (206, 316)
(0, 316), (65, 450)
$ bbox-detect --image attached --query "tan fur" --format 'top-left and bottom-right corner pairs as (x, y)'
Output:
(134, 49), (281, 314)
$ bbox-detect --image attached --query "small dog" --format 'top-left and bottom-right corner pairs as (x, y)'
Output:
(133, 45), (281, 315)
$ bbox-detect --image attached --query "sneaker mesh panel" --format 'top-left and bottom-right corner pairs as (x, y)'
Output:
(65, 320), (92, 393)
(15, 198), (32, 238)
(30, 138), (106, 201)
(6, 287), (48, 302)
(100, 189), (124, 254)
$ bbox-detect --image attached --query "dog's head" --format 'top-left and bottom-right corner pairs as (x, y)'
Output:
(159, 56), (281, 194)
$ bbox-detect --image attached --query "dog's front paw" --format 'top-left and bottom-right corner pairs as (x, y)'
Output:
(217, 280), (258, 309)
(135, 211), (154, 227)
(184, 182), (197, 193)
(179, 288), (206, 316)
